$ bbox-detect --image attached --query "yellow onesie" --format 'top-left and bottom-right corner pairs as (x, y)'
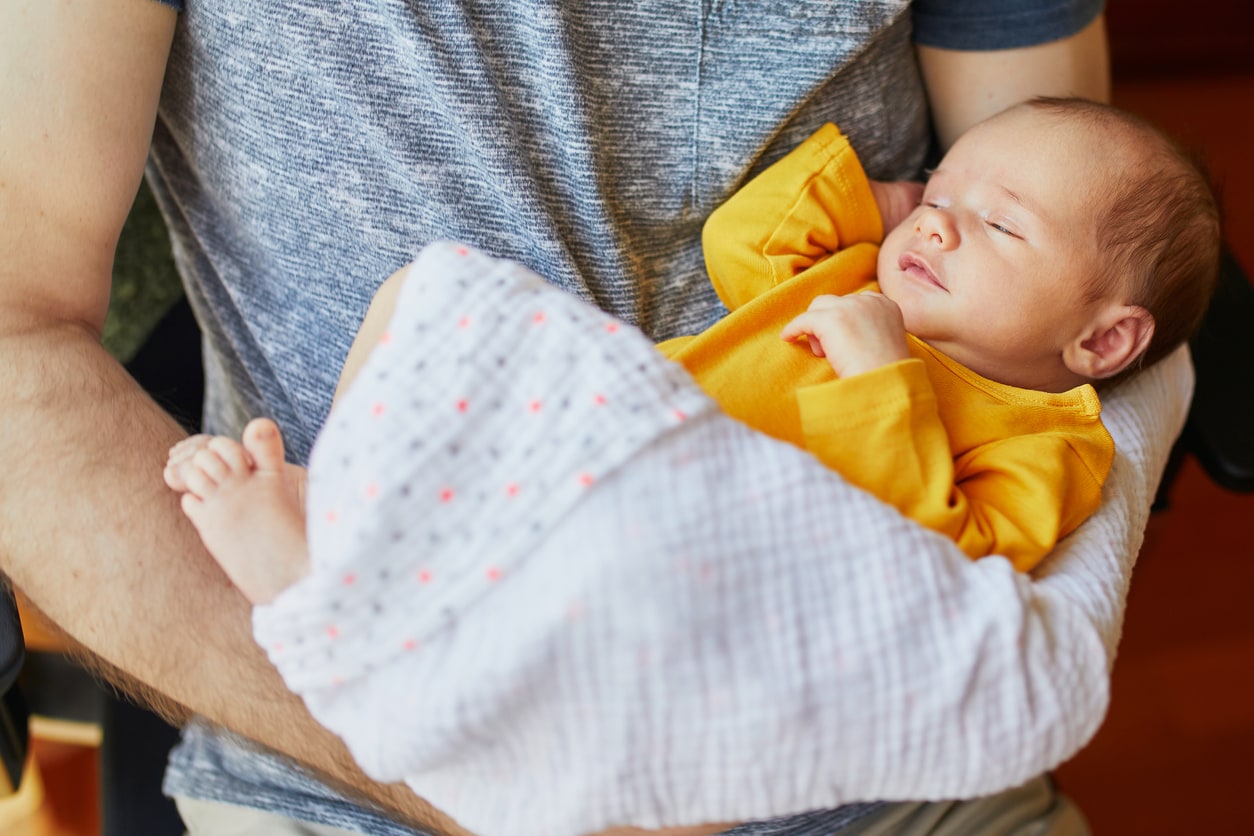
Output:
(658, 124), (1113, 572)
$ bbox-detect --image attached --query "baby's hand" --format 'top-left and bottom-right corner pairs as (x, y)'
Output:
(781, 293), (910, 378)
(868, 179), (924, 235)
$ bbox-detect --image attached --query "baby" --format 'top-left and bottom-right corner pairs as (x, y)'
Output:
(162, 96), (1218, 836)
(167, 95), (1219, 600)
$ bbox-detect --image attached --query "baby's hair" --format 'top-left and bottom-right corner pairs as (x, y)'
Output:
(1022, 96), (1221, 377)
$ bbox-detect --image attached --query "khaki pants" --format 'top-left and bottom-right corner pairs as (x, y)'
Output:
(176, 796), (363, 836)
(834, 776), (1089, 836)
(176, 775), (1088, 836)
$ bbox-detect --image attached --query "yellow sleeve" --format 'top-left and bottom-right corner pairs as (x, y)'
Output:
(701, 123), (884, 312)
(797, 361), (1106, 572)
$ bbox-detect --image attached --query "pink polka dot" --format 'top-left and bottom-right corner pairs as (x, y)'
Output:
(456, 398), (469, 413)
(379, 330), (393, 345)
(371, 402), (386, 417)
(439, 487), (455, 503)
(593, 393), (607, 406)
(364, 483), (380, 500)
(485, 566), (502, 582)
(605, 322), (619, 333)
(458, 315), (471, 329)
(326, 625), (340, 640)
(505, 482), (520, 498)
(343, 573), (357, 586)
(528, 399), (543, 413)
(533, 311), (547, 324)
(673, 408), (687, 422)
(403, 638), (419, 652)
(272, 642), (285, 653)
(325, 510), (339, 524)
(455, 246), (469, 257)
(578, 472), (595, 487)
(417, 569), (433, 584)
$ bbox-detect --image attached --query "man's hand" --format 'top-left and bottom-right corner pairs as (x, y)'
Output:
(780, 292), (910, 378)
(868, 180), (924, 236)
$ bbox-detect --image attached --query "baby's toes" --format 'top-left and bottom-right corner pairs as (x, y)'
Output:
(166, 451), (202, 492)
(181, 460), (220, 500)
(165, 436), (213, 487)
(191, 449), (234, 484)
(242, 418), (286, 474)
(163, 458), (188, 492)
(207, 436), (254, 475)
(168, 434), (213, 465)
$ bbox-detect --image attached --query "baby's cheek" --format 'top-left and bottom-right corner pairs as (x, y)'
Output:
(875, 235), (901, 280)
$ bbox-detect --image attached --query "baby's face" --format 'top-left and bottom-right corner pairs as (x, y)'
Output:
(877, 106), (1120, 391)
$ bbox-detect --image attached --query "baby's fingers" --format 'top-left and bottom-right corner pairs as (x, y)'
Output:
(780, 313), (827, 357)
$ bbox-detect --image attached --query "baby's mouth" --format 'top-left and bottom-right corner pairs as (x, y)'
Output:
(898, 252), (946, 291)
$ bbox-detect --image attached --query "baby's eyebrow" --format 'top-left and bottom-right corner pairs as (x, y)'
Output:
(997, 184), (1045, 220)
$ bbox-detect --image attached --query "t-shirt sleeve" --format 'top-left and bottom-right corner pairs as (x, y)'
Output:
(912, 0), (1104, 50)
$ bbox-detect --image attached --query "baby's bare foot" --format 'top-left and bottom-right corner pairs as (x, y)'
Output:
(177, 418), (310, 605)
(164, 434), (223, 493)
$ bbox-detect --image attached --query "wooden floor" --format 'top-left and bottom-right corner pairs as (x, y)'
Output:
(4, 69), (1253, 836)
(0, 739), (99, 836)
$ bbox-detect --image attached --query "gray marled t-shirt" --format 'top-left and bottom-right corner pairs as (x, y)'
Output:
(147, 0), (1101, 832)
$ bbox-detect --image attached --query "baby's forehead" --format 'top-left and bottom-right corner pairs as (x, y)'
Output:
(955, 109), (1137, 207)
(992, 104), (1147, 169)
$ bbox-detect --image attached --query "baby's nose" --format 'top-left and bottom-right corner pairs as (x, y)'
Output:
(915, 207), (959, 249)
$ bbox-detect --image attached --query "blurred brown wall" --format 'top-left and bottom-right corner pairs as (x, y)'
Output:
(1106, 0), (1254, 76)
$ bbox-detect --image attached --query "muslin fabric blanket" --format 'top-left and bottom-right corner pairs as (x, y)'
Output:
(254, 242), (1191, 836)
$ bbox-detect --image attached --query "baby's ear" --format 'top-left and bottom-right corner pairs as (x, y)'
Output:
(1064, 305), (1156, 380)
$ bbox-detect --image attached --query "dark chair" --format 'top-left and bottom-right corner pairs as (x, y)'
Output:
(0, 582), (27, 797)
(1156, 246), (1254, 506)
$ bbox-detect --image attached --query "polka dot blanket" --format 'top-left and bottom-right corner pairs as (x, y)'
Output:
(253, 242), (1194, 836)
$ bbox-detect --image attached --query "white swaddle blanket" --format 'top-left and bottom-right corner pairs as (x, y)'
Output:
(254, 242), (1192, 836)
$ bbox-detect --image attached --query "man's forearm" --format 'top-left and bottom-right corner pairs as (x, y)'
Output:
(0, 322), (465, 834)
(0, 1), (467, 828)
